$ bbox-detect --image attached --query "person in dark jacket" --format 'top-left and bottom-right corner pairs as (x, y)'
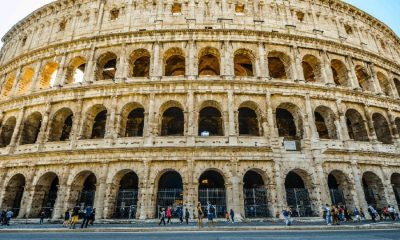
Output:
(230, 209), (235, 223)
(185, 208), (190, 224)
(39, 211), (46, 224)
(81, 206), (93, 228)
(89, 208), (96, 226)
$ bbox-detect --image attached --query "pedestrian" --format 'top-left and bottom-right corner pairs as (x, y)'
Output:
(388, 206), (396, 221)
(354, 207), (361, 223)
(70, 206), (80, 229)
(331, 205), (339, 225)
(158, 208), (166, 226)
(89, 208), (96, 226)
(5, 210), (13, 226)
(225, 211), (230, 222)
(178, 206), (183, 224)
(383, 207), (389, 220)
(230, 209), (235, 223)
(206, 201), (215, 227)
(80, 205), (93, 228)
(360, 207), (366, 220)
(282, 208), (292, 226)
(197, 202), (204, 228)
(324, 204), (331, 225)
(39, 211), (46, 224)
(0, 210), (6, 225)
(166, 206), (172, 224)
(344, 207), (352, 222)
(185, 208), (190, 225)
(63, 209), (70, 227)
(367, 205), (377, 222)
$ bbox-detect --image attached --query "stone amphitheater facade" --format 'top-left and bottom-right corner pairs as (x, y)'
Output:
(0, 0), (400, 220)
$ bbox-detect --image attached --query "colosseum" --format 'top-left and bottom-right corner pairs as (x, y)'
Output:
(0, 0), (399, 221)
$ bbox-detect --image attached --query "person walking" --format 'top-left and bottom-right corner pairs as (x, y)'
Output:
(360, 207), (366, 220)
(354, 207), (361, 223)
(70, 206), (80, 229)
(344, 207), (352, 222)
(0, 210), (6, 225)
(206, 201), (215, 227)
(5, 210), (13, 226)
(230, 209), (235, 223)
(166, 206), (172, 224)
(324, 204), (331, 225)
(367, 205), (377, 222)
(39, 211), (46, 225)
(197, 202), (204, 228)
(80, 206), (93, 228)
(177, 206), (183, 224)
(63, 209), (70, 227)
(89, 208), (96, 226)
(282, 208), (292, 226)
(388, 206), (396, 221)
(158, 208), (166, 226)
(184, 208), (190, 225)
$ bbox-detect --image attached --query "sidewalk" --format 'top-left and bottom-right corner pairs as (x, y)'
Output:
(1, 218), (400, 232)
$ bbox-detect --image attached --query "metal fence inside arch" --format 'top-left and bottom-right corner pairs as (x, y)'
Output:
(156, 188), (183, 218)
(198, 188), (226, 218)
(77, 190), (96, 209)
(285, 188), (313, 217)
(329, 189), (345, 206)
(243, 187), (269, 218)
(114, 189), (138, 219)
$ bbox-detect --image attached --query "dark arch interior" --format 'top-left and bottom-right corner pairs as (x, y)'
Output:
(238, 107), (259, 136)
(60, 114), (73, 141)
(268, 57), (287, 79)
(328, 174), (339, 189)
(0, 117), (16, 147)
(198, 107), (223, 136)
(165, 55), (185, 76)
(345, 110), (369, 142)
(158, 171), (183, 189)
(285, 171), (305, 189)
(199, 54), (220, 76)
(119, 172), (139, 190)
(372, 113), (393, 144)
(102, 59), (117, 79)
(83, 173), (97, 191)
(132, 56), (150, 77)
(276, 108), (297, 139)
(234, 53), (253, 77)
(20, 113), (42, 145)
(125, 108), (144, 137)
(4, 174), (25, 216)
(199, 170), (225, 188)
(91, 110), (107, 139)
(302, 61), (315, 82)
(161, 107), (184, 136)
(243, 171), (264, 188)
(314, 112), (329, 139)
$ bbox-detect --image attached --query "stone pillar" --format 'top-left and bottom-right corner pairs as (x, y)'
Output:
(17, 172), (36, 218)
(102, 182), (118, 219)
(388, 71), (399, 98)
(70, 98), (84, 142)
(186, 90), (195, 137)
(123, 0), (134, 31)
(350, 162), (368, 211)
(272, 161), (285, 217)
(184, 159), (196, 218)
(37, 103), (52, 144)
(54, 55), (67, 87)
(230, 176), (243, 219)
(139, 161), (150, 219)
(115, 44), (127, 81)
(363, 105), (377, 141)
(187, 40), (196, 79)
(83, 45), (96, 83)
(368, 62), (383, 95)
(0, 168), (10, 210)
(312, 161), (330, 208)
(345, 56), (361, 90)
(336, 100), (350, 140)
(151, 42), (162, 80)
(144, 93), (156, 146)
(266, 92), (277, 138)
(105, 95), (118, 139)
(257, 42), (266, 79)
(9, 108), (25, 148)
(95, 0), (106, 33)
(380, 166), (398, 210)
(94, 165), (109, 219)
(10, 66), (22, 97)
(305, 94), (318, 141)
(321, 50), (335, 85)
(29, 61), (43, 93)
(387, 110), (399, 140)
(52, 168), (70, 219)
(222, 40), (234, 78)
(227, 90), (237, 144)
(292, 45), (304, 82)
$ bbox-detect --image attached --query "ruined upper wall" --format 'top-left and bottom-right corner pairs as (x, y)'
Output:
(0, 0), (399, 66)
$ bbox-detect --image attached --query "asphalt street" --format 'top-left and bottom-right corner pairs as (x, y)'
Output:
(1, 229), (400, 240)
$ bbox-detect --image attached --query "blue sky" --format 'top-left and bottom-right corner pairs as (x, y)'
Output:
(0, 0), (399, 45)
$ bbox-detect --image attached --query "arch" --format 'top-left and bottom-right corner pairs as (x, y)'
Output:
(345, 109), (369, 141)
(96, 52), (117, 80)
(20, 112), (42, 145)
(198, 106), (224, 136)
(82, 105), (107, 139)
(377, 72), (393, 96)
(198, 169), (226, 217)
(302, 55), (322, 83)
(395, 118), (400, 137)
(284, 170), (313, 217)
(48, 108), (74, 142)
(314, 106), (338, 139)
(30, 172), (59, 218)
(243, 170), (269, 218)
(113, 170), (139, 219)
(362, 171), (387, 209)
(391, 173), (400, 209)
(394, 78), (400, 97)
(0, 116), (16, 147)
(164, 48), (185, 76)
(276, 103), (303, 140)
(198, 47), (220, 76)
(16, 67), (34, 95)
(119, 103), (144, 138)
(156, 170), (183, 217)
(65, 56), (86, 84)
(2, 174), (25, 216)
(1, 73), (16, 98)
(331, 59), (349, 86)
(69, 171), (97, 209)
(129, 49), (150, 77)
(39, 62), (58, 89)
(328, 170), (354, 208)
(234, 49), (254, 77)
(238, 107), (260, 136)
(355, 65), (372, 91)
(372, 113), (393, 144)
(161, 107), (184, 136)
(268, 51), (291, 79)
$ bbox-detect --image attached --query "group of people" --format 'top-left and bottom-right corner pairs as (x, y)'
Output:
(158, 201), (236, 228)
(63, 206), (96, 229)
(0, 210), (14, 226)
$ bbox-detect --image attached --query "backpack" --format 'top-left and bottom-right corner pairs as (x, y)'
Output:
(209, 205), (215, 214)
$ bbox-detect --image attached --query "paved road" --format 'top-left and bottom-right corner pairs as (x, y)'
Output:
(1, 229), (400, 240)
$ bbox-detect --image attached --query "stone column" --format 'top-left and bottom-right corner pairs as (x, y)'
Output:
(115, 44), (127, 81)
(380, 166), (398, 210)
(83, 45), (96, 83)
(257, 42), (266, 79)
(186, 90), (195, 138)
(184, 159), (196, 218)
(363, 105), (377, 141)
(10, 66), (22, 96)
(230, 175), (243, 219)
(0, 168), (10, 210)
(387, 110), (400, 140)
(222, 40), (234, 79)
(321, 50), (335, 85)
(336, 100), (350, 140)
(29, 61), (43, 93)
(151, 42), (162, 80)
(70, 98), (84, 142)
(9, 108), (25, 148)
(94, 165), (109, 219)
(105, 95), (118, 139)
(123, 0), (134, 31)
(272, 161), (285, 217)
(345, 56), (361, 90)
(266, 92), (277, 138)
(37, 103), (52, 144)
(139, 161), (150, 219)
(368, 62), (383, 95)
(187, 40), (196, 79)
(17, 172), (36, 218)
(144, 93), (156, 146)
(52, 168), (70, 219)
(312, 161), (330, 208)
(54, 55), (67, 87)
(95, 0), (106, 33)
(227, 90), (237, 144)
(388, 71), (399, 98)
(292, 45), (304, 82)
(305, 94), (318, 141)
(350, 162), (368, 211)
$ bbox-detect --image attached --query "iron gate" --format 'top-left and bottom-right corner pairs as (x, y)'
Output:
(78, 190), (96, 209)
(156, 188), (183, 218)
(41, 190), (58, 217)
(329, 189), (345, 206)
(244, 187), (269, 218)
(198, 188), (226, 218)
(393, 187), (400, 210)
(115, 189), (138, 219)
(285, 188), (313, 217)
(363, 187), (377, 208)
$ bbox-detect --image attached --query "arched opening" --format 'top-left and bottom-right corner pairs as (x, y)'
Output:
(285, 171), (313, 217)
(314, 106), (338, 139)
(16, 68), (34, 95)
(1, 73), (15, 98)
(362, 171), (387, 209)
(83, 105), (108, 139)
(198, 170), (226, 218)
(198, 107), (223, 136)
(156, 171), (183, 218)
(96, 52), (117, 80)
(65, 56), (86, 84)
(114, 171), (139, 219)
(70, 172), (97, 209)
(130, 49), (150, 77)
(377, 72), (393, 96)
(391, 173), (400, 210)
(124, 108), (144, 137)
(161, 107), (184, 136)
(331, 59), (349, 86)
(2, 174), (25, 216)
(372, 113), (393, 144)
(20, 112), (42, 145)
(328, 172), (346, 206)
(345, 109), (369, 141)
(243, 170), (268, 218)
(238, 107), (260, 136)
(302, 55), (322, 83)
(276, 104), (303, 140)
(164, 48), (185, 76)
(396, 118), (400, 138)
(198, 47), (220, 76)
(355, 65), (372, 91)
(268, 51), (290, 79)
(394, 78), (400, 97)
(30, 172), (59, 218)
(0, 117), (16, 147)
(234, 49), (254, 76)
(39, 62), (58, 89)
(48, 108), (73, 142)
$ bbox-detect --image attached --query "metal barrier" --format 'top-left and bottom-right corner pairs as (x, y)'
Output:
(285, 188), (313, 217)
(198, 188), (226, 218)
(329, 189), (345, 206)
(114, 189), (138, 219)
(244, 187), (269, 218)
(156, 188), (183, 218)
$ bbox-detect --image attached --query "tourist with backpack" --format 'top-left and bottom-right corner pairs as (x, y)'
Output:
(282, 208), (292, 226)
(206, 201), (215, 227)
